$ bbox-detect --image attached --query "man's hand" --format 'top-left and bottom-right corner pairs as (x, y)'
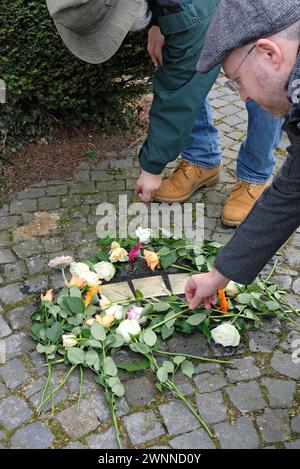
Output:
(185, 270), (230, 310)
(148, 26), (165, 67)
(135, 170), (162, 202)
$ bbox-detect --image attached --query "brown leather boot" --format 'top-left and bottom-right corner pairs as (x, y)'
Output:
(222, 180), (269, 227)
(153, 160), (220, 203)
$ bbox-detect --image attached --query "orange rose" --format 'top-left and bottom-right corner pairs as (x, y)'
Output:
(144, 249), (160, 271)
(65, 275), (87, 289)
(41, 289), (54, 303)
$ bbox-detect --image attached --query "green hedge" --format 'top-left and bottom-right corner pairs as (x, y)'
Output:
(0, 1), (150, 152)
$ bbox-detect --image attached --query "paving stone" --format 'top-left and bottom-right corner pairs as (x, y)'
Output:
(0, 216), (21, 230)
(0, 358), (28, 389)
(4, 331), (35, 360)
(169, 429), (215, 449)
(83, 193), (108, 205)
(30, 351), (48, 376)
(77, 245), (101, 259)
(280, 331), (300, 353)
(226, 357), (261, 383)
(10, 199), (37, 215)
(249, 331), (280, 353)
(194, 372), (227, 393)
(61, 195), (81, 208)
(132, 276), (169, 298)
(38, 197), (60, 211)
(47, 185), (68, 197)
(6, 303), (35, 330)
(168, 332), (209, 357)
(168, 273), (191, 295)
(196, 391), (227, 425)
(29, 385), (68, 413)
(24, 275), (48, 295)
(291, 411), (300, 433)
(272, 275), (292, 291)
(194, 362), (220, 374)
(11, 422), (54, 449)
(23, 377), (45, 398)
(0, 396), (32, 429)
(101, 282), (134, 302)
(56, 394), (110, 438)
(17, 188), (46, 199)
(63, 442), (86, 449)
(2, 261), (28, 282)
(0, 383), (7, 398)
(271, 350), (300, 380)
(124, 377), (155, 407)
(285, 247), (300, 267)
(226, 382), (267, 413)
(74, 170), (90, 183)
(0, 248), (16, 264)
(214, 417), (259, 449)
(25, 253), (49, 275)
(259, 318), (282, 334)
(87, 427), (120, 449)
(12, 240), (44, 258)
(69, 182), (96, 194)
(0, 231), (10, 247)
(0, 315), (12, 338)
(261, 379), (296, 409)
(285, 440), (300, 449)
(43, 237), (64, 253)
(0, 283), (25, 304)
(124, 411), (164, 445)
(158, 401), (199, 435)
(256, 409), (290, 443)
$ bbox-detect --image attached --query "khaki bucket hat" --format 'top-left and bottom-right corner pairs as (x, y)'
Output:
(46, 0), (143, 64)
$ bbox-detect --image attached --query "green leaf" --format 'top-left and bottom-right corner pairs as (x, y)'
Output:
(65, 297), (85, 315)
(173, 356), (186, 365)
(46, 321), (63, 343)
(135, 289), (144, 300)
(157, 367), (168, 383)
(103, 357), (118, 377)
(85, 349), (99, 367)
(165, 311), (177, 329)
(129, 343), (151, 355)
(45, 345), (56, 355)
(181, 360), (194, 378)
(85, 339), (102, 348)
(143, 330), (157, 347)
(162, 360), (174, 373)
(186, 313), (206, 326)
(67, 347), (85, 365)
(112, 383), (125, 397)
(265, 300), (281, 311)
(152, 302), (171, 312)
(195, 255), (205, 271)
(48, 305), (61, 319)
(31, 323), (44, 341)
(105, 334), (125, 348)
(91, 322), (106, 341)
(118, 357), (150, 372)
(161, 325), (175, 340)
(160, 251), (178, 269)
(158, 246), (170, 256)
(107, 377), (120, 387)
(236, 293), (253, 305)
(85, 305), (97, 318)
(37, 343), (46, 354)
(69, 287), (82, 298)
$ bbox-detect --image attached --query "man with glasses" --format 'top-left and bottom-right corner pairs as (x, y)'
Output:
(185, 0), (300, 309)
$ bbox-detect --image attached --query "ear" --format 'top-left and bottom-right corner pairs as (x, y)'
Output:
(255, 39), (283, 69)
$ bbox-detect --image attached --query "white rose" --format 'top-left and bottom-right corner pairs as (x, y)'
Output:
(115, 319), (141, 343)
(62, 334), (77, 348)
(224, 281), (243, 298)
(109, 242), (128, 263)
(94, 261), (116, 281)
(100, 295), (125, 320)
(79, 271), (101, 287)
(70, 262), (90, 277)
(211, 323), (240, 347)
(136, 226), (152, 244)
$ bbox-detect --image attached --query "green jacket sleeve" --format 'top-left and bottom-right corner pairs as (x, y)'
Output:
(139, 0), (221, 174)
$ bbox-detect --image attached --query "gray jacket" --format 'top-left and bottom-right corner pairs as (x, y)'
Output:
(214, 102), (300, 284)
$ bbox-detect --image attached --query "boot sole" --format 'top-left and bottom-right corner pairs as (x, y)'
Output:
(221, 216), (242, 228)
(153, 174), (220, 203)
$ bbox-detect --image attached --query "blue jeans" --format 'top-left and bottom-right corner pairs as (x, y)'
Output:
(181, 98), (284, 184)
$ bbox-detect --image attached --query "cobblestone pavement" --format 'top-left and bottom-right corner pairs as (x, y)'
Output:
(0, 79), (299, 449)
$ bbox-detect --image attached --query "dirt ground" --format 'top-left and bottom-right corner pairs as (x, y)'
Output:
(0, 95), (152, 205)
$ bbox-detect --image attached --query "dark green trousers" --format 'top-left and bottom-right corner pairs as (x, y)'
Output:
(139, 0), (221, 174)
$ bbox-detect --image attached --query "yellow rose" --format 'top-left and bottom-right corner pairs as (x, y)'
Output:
(109, 241), (128, 263)
(95, 314), (115, 328)
(41, 289), (54, 303)
(65, 275), (87, 289)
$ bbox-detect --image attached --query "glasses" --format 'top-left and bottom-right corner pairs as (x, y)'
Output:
(224, 44), (256, 92)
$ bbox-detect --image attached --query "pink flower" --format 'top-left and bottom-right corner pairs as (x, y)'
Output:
(128, 242), (142, 263)
(48, 256), (74, 269)
(126, 304), (147, 324)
